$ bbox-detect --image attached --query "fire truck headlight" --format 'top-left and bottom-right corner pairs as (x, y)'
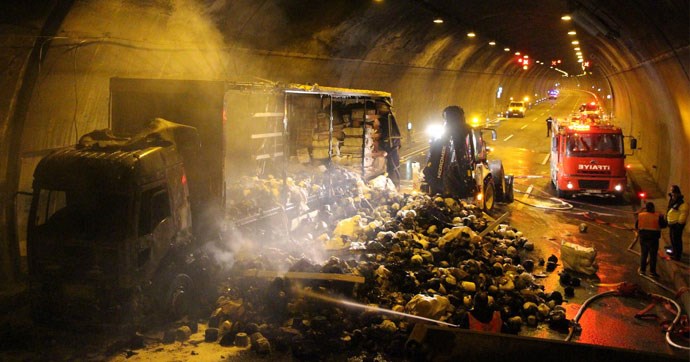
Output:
(566, 182), (574, 190)
(476, 193), (484, 201)
(614, 184), (623, 192)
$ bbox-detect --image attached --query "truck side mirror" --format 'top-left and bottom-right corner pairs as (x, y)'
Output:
(630, 137), (637, 150)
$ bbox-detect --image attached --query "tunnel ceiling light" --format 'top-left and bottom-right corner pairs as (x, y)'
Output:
(515, 51), (521, 55)
(561, 15), (572, 21)
(433, 17), (444, 24)
(467, 32), (476, 37)
(576, 51), (582, 55)
(568, 31), (577, 35)
(504, 47), (510, 52)
(574, 47), (580, 51)
(577, 59), (583, 63)
(523, 54), (529, 58)
(489, 41), (496, 45)
(571, 40), (579, 45)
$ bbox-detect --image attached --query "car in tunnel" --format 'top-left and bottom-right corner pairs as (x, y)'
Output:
(507, 101), (526, 118)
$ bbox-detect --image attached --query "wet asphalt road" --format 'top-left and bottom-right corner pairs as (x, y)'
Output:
(398, 91), (688, 357)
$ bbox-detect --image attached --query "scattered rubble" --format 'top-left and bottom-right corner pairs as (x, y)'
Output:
(128, 173), (577, 360)
(172, 175), (574, 360)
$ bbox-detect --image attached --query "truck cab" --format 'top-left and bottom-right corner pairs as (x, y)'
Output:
(27, 124), (203, 325)
(550, 119), (627, 199)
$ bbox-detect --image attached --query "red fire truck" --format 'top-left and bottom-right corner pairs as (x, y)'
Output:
(550, 117), (633, 198)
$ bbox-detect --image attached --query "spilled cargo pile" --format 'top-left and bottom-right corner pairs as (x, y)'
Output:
(225, 166), (366, 221)
(198, 177), (571, 360)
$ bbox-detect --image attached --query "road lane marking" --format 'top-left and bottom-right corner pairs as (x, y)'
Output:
(541, 154), (550, 165)
(520, 124), (528, 130)
(503, 134), (514, 141)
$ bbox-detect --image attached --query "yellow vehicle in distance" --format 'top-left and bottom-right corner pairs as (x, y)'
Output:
(507, 101), (526, 118)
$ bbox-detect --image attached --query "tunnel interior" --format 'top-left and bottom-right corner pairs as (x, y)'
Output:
(0, 0), (688, 348)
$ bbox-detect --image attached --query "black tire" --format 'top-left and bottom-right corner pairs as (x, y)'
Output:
(556, 187), (570, 199)
(504, 175), (514, 203)
(168, 274), (195, 320)
(487, 160), (505, 200)
(483, 181), (496, 211)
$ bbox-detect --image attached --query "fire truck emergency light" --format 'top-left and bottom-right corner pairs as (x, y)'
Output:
(638, 192), (647, 199)
(569, 124), (591, 131)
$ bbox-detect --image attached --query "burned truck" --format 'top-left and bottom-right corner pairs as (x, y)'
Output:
(26, 78), (401, 325)
(27, 120), (216, 325)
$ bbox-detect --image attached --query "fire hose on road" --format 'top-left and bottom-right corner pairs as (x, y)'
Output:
(566, 282), (690, 350)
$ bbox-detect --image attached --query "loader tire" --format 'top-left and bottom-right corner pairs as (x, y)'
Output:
(483, 181), (496, 212)
(487, 160), (505, 200)
(503, 175), (514, 203)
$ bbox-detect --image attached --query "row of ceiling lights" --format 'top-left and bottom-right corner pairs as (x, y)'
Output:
(430, 14), (575, 75)
(563, 15), (591, 75)
(373, 1), (585, 75)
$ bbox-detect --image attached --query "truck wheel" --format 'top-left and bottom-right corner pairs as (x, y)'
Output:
(488, 160), (505, 199)
(168, 274), (195, 320)
(483, 182), (495, 211)
(503, 175), (514, 203)
(556, 187), (570, 199)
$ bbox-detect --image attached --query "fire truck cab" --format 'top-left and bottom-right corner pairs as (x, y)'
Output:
(550, 118), (630, 199)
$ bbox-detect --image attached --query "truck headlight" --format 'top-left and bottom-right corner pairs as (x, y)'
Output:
(566, 182), (574, 189)
(614, 184), (623, 191)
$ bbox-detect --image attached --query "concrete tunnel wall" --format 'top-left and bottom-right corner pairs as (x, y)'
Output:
(0, 0), (688, 286)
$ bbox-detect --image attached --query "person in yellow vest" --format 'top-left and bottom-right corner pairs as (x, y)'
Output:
(666, 185), (688, 261)
(466, 291), (503, 333)
(636, 202), (667, 277)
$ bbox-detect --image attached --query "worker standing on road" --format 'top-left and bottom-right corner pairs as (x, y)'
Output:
(666, 185), (688, 261)
(546, 116), (553, 137)
(376, 99), (402, 189)
(636, 202), (666, 278)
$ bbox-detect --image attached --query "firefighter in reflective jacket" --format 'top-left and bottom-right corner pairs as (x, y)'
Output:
(635, 202), (666, 277)
(467, 292), (503, 333)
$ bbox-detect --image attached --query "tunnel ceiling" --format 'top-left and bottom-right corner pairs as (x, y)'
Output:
(205, 0), (688, 79)
(2, 1), (688, 79)
(406, 0), (689, 77)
